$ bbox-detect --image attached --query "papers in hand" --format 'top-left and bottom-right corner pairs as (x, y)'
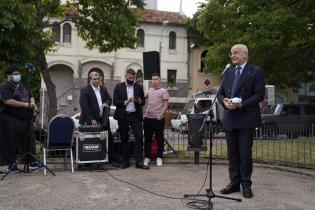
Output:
(230, 97), (242, 104)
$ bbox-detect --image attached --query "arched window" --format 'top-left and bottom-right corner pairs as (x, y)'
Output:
(52, 22), (60, 42)
(169, 31), (176, 50)
(63, 23), (72, 43)
(200, 50), (208, 72)
(136, 29), (145, 48)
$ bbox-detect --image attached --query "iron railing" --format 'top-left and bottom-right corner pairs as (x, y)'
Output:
(35, 118), (315, 169)
(163, 119), (315, 169)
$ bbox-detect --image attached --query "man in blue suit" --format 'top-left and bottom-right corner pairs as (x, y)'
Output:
(218, 44), (265, 198)
(113, 69), (148, 169)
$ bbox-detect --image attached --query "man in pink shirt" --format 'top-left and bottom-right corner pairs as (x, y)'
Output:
(143, 73), (169, 166)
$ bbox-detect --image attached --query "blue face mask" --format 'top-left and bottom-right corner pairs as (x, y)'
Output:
(11, 74), (21, 83)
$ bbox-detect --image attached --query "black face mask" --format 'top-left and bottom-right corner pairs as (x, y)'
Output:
(126, 80), (134, 85)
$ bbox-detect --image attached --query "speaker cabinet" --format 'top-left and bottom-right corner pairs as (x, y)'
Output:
(143, 51), (160, 80)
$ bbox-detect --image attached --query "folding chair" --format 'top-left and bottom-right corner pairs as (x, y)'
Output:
(42, 114), (75, 175)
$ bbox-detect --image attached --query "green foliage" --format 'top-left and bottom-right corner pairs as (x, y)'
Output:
(0, 0), (144, 116)
(0, 0), (40, 100)
(75, 0), (142, 52)
(189, 0), (315, 88)
(0, 1), (35, 66)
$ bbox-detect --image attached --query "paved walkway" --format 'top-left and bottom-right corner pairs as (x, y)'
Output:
(0, 162), (314, 210)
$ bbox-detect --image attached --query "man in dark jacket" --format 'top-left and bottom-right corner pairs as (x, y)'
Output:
(113, 68), (148, 169)
(79, 71), (112, 128)
(218, 44), (265, 198)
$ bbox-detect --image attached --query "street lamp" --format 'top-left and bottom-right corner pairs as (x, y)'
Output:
(159, 20), (169, 62)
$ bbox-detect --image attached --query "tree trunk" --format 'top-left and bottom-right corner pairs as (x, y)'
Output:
(37, 49), (57, 121)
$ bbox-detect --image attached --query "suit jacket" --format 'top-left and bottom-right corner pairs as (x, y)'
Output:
(113, 82), (145, 122)
(218, 63), (265, 131)
(79, 84), (112, 126)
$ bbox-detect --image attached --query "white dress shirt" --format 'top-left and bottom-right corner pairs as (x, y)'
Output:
(126, 83), (136, 113)
(91, 84), (103, 117)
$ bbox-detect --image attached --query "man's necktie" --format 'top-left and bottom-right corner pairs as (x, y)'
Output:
(231, 67), (241, 97)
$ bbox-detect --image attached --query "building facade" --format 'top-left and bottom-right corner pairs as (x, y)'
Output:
(43, 7), (189, 117)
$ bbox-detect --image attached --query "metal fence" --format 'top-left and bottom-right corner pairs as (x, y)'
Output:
(163, 119), (315, 169)
(36, 118), (315, 170)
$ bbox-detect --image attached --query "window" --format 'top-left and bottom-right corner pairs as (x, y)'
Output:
(200, 50), (208, 73)
(52, 22), (60, 42)
(136, 29), (145, 48)
(169, 31), (176, 50)
(63, 23), (72, 43)
(167, 69), (177, 88)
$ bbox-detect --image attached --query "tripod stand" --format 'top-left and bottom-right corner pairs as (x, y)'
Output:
(163, 138), (177, 154)
(184, 119), (241, 209)
(1, 112), (55, 181)
(1, 152), (55, 181)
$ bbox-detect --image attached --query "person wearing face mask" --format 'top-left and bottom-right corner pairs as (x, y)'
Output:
(0, 64), (41, 173)
(113, 68), (148, 169)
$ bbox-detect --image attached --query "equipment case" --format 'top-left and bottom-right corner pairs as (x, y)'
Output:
(75, 131), (108, 164)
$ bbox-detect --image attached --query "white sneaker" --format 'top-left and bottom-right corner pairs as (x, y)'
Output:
(156, 158), (163, 166)
(143, 157), (150, 166)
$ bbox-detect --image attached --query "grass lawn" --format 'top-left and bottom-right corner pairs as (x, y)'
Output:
(166, 138), (315, 168)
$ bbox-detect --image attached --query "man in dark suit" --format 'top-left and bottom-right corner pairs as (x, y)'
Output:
(218, 44), (265, 198)
(113, 68), (148, 169)
(79, 71), (112, 128)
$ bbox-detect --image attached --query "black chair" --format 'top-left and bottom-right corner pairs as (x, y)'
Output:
(42, 114), (75, 175)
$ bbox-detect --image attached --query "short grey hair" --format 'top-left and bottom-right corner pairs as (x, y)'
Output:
(233, 44), (248, 54)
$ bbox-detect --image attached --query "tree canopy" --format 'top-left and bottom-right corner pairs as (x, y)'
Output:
(188, 0), (315, 88)
(0, 0), (144, 119)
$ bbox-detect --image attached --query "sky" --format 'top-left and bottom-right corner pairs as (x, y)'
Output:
(157, 0), (206, 17)
(61, 0), (206, 18)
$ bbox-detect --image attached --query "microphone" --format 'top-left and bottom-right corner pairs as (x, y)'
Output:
(221, 63), (231, 76)
(25, 63), (35, 73)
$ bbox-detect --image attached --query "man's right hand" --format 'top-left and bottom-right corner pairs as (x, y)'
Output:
(127, 97), (134, 104)
(223, 98), (231, 109)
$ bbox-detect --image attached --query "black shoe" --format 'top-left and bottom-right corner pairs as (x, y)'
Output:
(120, 162), (130, 169)
(8, 162), (21, 174)
(29, 161), (43, 170)
(136, 162), (150, 169)
(220, 184), (240, 194)
(0, 171), (5, 176)
(243, 187), (253, 198)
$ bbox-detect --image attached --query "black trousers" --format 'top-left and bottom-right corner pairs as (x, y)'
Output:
(225, 128), (254, 188)
(143, 117), (165, 159)
(99, 118), (115, 163)
(0, 113), (36, 165)
(118, 112), (143, 164)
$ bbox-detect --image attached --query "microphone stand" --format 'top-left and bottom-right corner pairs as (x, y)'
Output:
(184, 66), (242, 209)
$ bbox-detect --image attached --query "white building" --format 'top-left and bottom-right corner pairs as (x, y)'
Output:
(43, 4), (189, 116)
